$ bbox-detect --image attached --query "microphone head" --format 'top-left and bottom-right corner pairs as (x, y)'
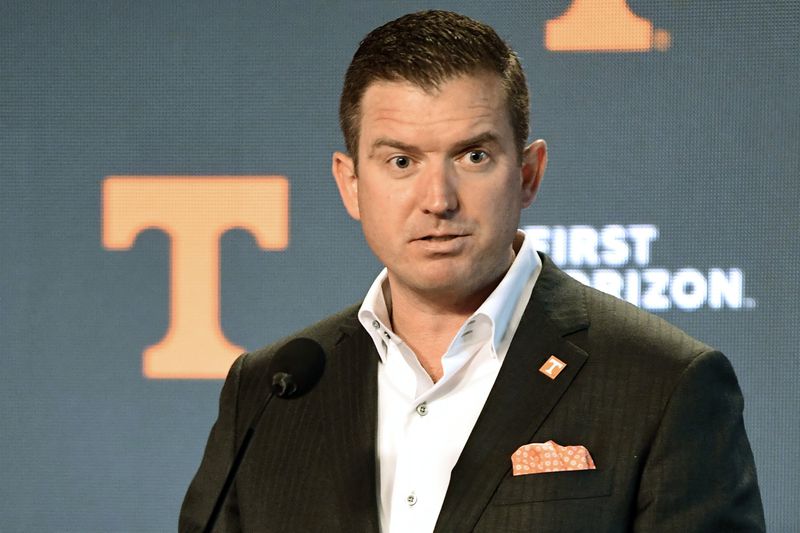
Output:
(267, 338), (326, 398)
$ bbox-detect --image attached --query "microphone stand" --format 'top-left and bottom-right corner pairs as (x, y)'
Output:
(201, 377), (286, 533)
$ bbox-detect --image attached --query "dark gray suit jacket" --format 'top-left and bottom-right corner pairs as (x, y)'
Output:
(180, 255), (765, 532)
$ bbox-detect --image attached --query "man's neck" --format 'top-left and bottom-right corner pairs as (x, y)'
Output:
(385, 260), (512, 382)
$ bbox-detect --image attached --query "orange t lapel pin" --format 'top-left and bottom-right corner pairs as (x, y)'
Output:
(539, 355), (567, 379)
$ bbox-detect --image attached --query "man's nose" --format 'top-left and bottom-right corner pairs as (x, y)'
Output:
(418, 161), (458, 216)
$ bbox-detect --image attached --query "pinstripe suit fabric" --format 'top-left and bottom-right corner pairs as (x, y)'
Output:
(180, 255), (764, 532)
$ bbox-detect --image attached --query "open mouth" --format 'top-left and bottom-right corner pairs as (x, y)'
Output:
(421, 235), (460, 242)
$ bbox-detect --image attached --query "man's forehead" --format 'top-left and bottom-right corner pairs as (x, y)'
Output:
(361, 71), (504, 101)
(360, 74), (505, 121)
(357, 73), (512, 144)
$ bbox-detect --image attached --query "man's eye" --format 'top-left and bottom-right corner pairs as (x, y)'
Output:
(391, 156), (411, 169)
(466, 150), (488, 164)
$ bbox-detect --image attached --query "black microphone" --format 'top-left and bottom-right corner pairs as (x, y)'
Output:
(269, 337), (326, 398)
(202, 338), (326, 533)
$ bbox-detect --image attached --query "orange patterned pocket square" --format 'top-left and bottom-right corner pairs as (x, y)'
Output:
(511, 440), (596, 476)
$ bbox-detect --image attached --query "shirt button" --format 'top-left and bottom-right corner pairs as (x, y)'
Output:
(406, 493), (417, 506)
(372, 320), (380, 329)
(416, 402), (428, 416)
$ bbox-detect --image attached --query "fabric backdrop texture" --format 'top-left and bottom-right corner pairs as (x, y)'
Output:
(0, 1), (797, 531)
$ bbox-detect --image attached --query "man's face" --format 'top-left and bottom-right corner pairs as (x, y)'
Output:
(333, 72), (546, 305)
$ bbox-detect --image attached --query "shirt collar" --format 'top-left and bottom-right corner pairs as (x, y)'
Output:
(474, 230), (539, 354)
(358, 230), (540, 362)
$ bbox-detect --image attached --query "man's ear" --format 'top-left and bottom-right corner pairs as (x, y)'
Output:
(332, 151), (361, 220)
(520, 139), (547, 208)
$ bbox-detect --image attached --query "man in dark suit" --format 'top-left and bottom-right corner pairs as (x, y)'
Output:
(180, 10), (764, 532)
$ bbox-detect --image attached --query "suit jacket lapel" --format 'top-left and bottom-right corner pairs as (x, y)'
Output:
(327, 314), (382, 532)
(434, 257), (590, 532)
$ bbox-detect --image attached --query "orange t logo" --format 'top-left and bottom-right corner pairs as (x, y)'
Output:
(102, 176), (289, 379)
(545, 0), (671, 52)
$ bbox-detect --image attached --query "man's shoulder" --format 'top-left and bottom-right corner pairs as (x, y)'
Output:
(586, 282), (712, 356)
(538, 267), (739, 423)
(541, 260), (717, 371)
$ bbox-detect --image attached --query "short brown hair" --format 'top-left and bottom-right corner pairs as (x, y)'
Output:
(339, 10), (530, 161)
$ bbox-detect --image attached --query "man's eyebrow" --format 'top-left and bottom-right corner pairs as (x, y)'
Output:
(368, 131), (503, 158)
(451, 131), (502, 153)
(368, 137), (421, 158)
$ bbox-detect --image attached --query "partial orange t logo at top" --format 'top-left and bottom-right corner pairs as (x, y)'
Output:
(545, 0), (671, 52)
(102, 176), (289, 379)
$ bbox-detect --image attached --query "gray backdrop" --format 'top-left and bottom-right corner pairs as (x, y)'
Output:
(1, 1), (798, 531)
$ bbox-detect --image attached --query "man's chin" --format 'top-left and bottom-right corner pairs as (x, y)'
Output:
(393, 269), (494, 305)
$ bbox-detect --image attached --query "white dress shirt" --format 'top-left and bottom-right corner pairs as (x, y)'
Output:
(358, 230), (542, 533)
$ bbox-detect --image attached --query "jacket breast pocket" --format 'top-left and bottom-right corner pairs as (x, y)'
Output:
(491, 468), (613, 505)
